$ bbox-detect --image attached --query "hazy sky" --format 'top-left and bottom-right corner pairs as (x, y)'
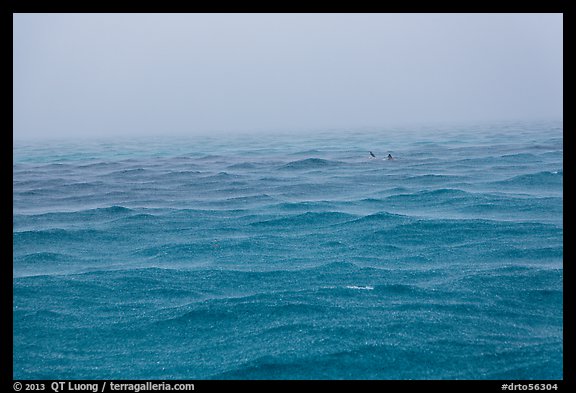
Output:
(13, 13), (562, 139)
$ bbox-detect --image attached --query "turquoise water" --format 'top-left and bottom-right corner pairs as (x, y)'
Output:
(13, 121), (563, 379)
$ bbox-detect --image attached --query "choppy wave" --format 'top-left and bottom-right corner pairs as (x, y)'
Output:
(279, 158), (343, 170)
(494, 171), (563, 187)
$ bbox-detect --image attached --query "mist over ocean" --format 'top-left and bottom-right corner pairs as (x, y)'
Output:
(13, 121), (563, 379)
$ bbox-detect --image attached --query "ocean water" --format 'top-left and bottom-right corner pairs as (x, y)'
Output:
(13, 121), (563, 379)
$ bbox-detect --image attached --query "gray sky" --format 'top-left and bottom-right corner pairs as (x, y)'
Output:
(13, 13), (563, 139)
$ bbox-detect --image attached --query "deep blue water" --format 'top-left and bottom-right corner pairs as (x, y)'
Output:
(13, 121), (563, 379)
